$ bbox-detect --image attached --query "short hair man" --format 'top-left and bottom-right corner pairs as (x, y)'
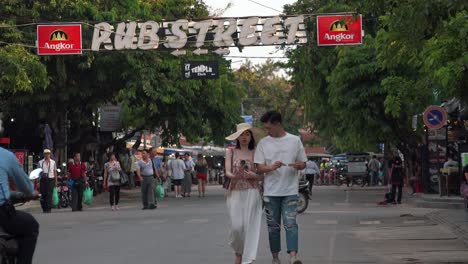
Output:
(255, 111), (307, 264)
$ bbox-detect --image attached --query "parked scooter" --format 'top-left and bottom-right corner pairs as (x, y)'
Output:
(56, 170), (71, 209)
(297, 180), (310, 214)
(0, 169), (41, 263)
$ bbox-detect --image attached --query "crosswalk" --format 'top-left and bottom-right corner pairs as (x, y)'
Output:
(57, 217), (429, 227)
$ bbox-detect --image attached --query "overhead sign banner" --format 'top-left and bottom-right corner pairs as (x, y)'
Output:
(37, 24), (82, 55)
(316, 15), (363, 46)
(183, 61), (219, 80)
(91, 16), (307, 52)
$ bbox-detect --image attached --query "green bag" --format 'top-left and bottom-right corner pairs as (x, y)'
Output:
(52, 187), (59, 207)
(155, 184), (164, 199)
(83, 187), (93, 205)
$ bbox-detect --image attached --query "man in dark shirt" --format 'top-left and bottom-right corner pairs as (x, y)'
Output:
(68, 153), (87, 211)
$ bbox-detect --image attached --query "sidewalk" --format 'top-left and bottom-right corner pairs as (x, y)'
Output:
(426, 209), (468, 245)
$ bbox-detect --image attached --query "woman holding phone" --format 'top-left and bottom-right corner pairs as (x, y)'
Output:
(225, 123), (263, 264)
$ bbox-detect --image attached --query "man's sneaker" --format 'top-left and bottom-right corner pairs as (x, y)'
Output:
(290, 256), (302, 264)
(272, 258), (281, 264)
(149, 204), (157, 209)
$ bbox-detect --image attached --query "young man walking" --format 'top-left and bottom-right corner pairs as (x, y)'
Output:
(255, 111), (307, 264)
(68, 153), (87, 212)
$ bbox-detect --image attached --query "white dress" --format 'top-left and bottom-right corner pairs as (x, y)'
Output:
(226, 149), (262, 264)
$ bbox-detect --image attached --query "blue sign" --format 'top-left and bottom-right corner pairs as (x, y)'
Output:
(423, 106), (447, 130)
(242, 115), (253, 126)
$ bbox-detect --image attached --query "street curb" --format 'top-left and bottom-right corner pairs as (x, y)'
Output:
(409, 194), (464, 209)
(426, 210), (468, 245)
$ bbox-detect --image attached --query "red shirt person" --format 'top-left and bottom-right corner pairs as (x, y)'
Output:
(68, 153), (87, 211)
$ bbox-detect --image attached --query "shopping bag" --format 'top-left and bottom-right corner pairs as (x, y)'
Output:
(120, 171), (129, 185)
(52, 187), (59, 207)
(155, 184), (164, 199)
(83, 187), (93, 205)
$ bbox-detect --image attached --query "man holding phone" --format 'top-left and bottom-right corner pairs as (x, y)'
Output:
(255, 111), (307, 264)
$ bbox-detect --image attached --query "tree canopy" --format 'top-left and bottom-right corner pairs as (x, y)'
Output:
(0, 0), (242, 161)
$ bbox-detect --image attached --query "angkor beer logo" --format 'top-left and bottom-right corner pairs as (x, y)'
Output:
(45, 29), (75, 51)
(37, 24), (82, 55)
(324, 20), (355, 42)
(50, 30), (68, 41)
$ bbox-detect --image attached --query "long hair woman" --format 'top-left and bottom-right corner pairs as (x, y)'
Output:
(103, 153), (122, 211)
(225, 123), (263, 264)
(195, 153), (208, 197)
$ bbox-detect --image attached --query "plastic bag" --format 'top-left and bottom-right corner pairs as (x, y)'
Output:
(83, 187), (93, 205)
(52, 187), (59, 207)
(155, 184), (164, 199)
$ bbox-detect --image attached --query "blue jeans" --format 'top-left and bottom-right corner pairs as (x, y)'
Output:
(264, 195), (299, 254)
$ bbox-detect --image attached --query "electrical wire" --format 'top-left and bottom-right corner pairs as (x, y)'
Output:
(246, 0), (283, 13)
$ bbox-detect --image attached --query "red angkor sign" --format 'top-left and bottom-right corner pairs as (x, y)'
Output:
(37, 24), (82, 55)
(317, 15), (363, 46)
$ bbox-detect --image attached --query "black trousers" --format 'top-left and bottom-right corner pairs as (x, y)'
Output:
(0, 207), (39, 264)
(305, 174), (315, 192)
(39, 177), (55, 212)
(391, 184), (403, 203)
(109, 185), (121, 206)
(71, 179), (84, 211)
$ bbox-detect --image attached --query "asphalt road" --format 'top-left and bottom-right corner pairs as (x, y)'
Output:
(25, 185), (468, 264)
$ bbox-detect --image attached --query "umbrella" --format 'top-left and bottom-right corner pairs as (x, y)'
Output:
(43, 123), (55, 160)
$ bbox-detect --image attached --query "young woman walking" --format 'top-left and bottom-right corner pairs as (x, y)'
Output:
(225, 123), (263, 264)
(104, 153), (122, 211)
(195, 154), (208, 197)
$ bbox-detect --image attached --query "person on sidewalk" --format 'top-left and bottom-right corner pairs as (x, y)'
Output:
(136, 149), (158, 210)
(255, 111), (307, 264)
(38, 149), (57, 213)
(129, 149), (139, 188)
(170, 153), (186, 198)
(390, 156), (404, 204)
(68, 153), (87, 212)
(195, 154), (209, 198)
(304, 157), (319, 193)
(368, 155), (380, 186)
(162, 155), (171, 196)
(225, 123), (263, 264)
(182, 153), (194, 197)
(103, 153), (122, 211)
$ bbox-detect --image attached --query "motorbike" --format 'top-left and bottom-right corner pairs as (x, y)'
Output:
(0, 169), (41, 264)
(297, 180), (310, 214)
(56, 172), (71, 208)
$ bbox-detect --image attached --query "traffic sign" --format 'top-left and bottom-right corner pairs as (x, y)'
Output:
(423, 105), (447, 129)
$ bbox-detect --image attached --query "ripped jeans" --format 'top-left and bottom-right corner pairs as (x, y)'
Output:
(264, 195), (299, 254)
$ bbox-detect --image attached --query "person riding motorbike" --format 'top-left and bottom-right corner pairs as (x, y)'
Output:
(0, 146), (39, 264)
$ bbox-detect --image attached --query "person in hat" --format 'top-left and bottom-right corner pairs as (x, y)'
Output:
(255, 111), (307, 264)
(225, 123), (263, 264)
(38, 149), (57, 213)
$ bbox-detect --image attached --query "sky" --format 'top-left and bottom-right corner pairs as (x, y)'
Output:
(202, 0), (299, 69)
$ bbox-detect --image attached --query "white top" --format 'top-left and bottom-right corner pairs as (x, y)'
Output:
(170, 159), (187, 180)
(305, 160), (320, 175)
(39, 159), (57, 179)
(255, 133), (307, 196)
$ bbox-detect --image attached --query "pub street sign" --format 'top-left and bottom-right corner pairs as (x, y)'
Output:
(90, 16), (307, 55)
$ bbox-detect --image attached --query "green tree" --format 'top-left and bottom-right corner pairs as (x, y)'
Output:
(234, 60), (303, 133)
(0, 0), (241, 162)
(283, 0), (466, 175)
